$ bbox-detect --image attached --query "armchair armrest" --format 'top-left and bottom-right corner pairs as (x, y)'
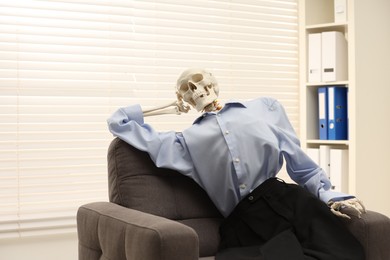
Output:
(341, 209), (390, 260)
(77, 202), (199, 260)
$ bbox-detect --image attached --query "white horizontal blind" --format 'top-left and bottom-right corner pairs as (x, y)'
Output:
(0, 0), (298, 238)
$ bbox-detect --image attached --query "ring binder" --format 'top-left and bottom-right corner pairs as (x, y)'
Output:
(318, 87), (328, 140)
(327, 86), (348, 140)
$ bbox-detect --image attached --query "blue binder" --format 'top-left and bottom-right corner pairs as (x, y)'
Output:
(327, 86), (348, 140)
(318, 87), (328, 140)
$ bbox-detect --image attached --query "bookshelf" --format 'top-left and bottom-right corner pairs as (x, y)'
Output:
(299, 0), (390, 216)
(299, 0), (351, 193)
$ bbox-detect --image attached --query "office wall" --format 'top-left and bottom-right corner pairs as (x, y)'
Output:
(354, 0), (390, 217)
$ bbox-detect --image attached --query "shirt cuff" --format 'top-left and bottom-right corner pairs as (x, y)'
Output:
(121, 104), (144, 125)
(319, 188), (355, 204)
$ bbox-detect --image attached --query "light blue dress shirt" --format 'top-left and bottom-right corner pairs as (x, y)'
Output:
(107, 97), (352, 217)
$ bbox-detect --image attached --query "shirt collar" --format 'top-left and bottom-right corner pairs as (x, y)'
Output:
(192, 100), (247, 124)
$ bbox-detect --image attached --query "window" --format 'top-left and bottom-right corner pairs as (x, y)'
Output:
(0, 0), (298, 238)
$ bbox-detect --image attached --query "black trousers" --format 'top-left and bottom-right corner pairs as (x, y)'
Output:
(216, 178), (365, 260)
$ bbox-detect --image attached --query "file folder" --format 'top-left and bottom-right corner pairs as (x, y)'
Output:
(308, 33), (322, 82)
(327, 86), (348, 140)
(334, 0), (348, 23)
(307, 148), (320, 165)
(318, 87), (328, 140)
(319, 145), (331, 178)
(330, 148), (349, 192)
(321, 31), (348, 82)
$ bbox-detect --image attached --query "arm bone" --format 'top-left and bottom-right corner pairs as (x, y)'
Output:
(142, 101), (190, 117)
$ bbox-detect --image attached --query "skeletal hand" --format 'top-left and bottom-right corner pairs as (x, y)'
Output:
(176, 100), (191, 113)
(328, 198), (366, 219)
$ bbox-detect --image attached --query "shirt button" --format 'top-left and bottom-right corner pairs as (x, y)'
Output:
(239, 184), (247, 189)
(217, 113), (221, 117)
(248, 195), (254, 201)
(234, 158), (240, 163)
(225, 130), (230, 135)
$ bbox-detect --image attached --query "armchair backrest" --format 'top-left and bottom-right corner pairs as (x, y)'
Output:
(107, 137), (223, 257)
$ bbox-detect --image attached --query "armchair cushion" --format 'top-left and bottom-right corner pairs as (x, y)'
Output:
(108, 137), (222, 219)
(107, 137), (223, 257)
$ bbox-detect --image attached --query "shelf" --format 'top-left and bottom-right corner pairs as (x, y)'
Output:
(306, 23), (347, 35)
(306, 139), (349, 145)
(306, 22), (347, 30)
(306, 81), (349, 87)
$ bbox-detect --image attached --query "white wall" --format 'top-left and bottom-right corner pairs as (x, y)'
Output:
(354, 0), (390, 217)
(0, 233), (78, 260)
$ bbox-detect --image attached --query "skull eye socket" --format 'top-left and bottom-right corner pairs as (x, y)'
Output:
(191, 73), (203, 82)
(179, 83), (189, 92)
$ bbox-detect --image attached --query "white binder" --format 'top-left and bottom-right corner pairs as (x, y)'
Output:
(321, 31), (348, 82)
(334, 0), (347, 23)
(330, 149), (349, 192)
(307, 148), (320, 164)
(308, 33), (322, 82)
(319, 145), (331, 178)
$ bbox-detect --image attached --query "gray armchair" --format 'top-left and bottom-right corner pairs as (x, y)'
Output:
(77, 137), (390, 260)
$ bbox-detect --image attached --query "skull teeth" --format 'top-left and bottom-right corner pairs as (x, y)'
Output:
(193, 91), (208, 100)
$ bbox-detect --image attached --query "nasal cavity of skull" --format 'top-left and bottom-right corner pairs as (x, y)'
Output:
(204, 84), (211, 95)
(188, 82), (197, 91)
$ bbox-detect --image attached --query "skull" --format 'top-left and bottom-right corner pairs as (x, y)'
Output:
(176, 68), (219, 112)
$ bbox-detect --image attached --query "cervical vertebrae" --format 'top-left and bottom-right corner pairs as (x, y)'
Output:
(176, 68), (219, 112)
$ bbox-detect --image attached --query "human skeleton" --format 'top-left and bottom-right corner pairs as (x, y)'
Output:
(141, 68), (365, 219)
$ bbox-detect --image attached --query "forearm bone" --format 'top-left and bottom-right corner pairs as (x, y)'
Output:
(142, 100), (190, 117)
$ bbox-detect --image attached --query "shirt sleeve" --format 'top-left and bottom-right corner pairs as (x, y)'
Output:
(281, 141), (354, 203)
(268, 99), (354, 203)
(107, 104), (194, 174)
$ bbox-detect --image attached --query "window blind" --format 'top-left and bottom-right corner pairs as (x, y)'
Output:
(0, 0), (298, 238)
